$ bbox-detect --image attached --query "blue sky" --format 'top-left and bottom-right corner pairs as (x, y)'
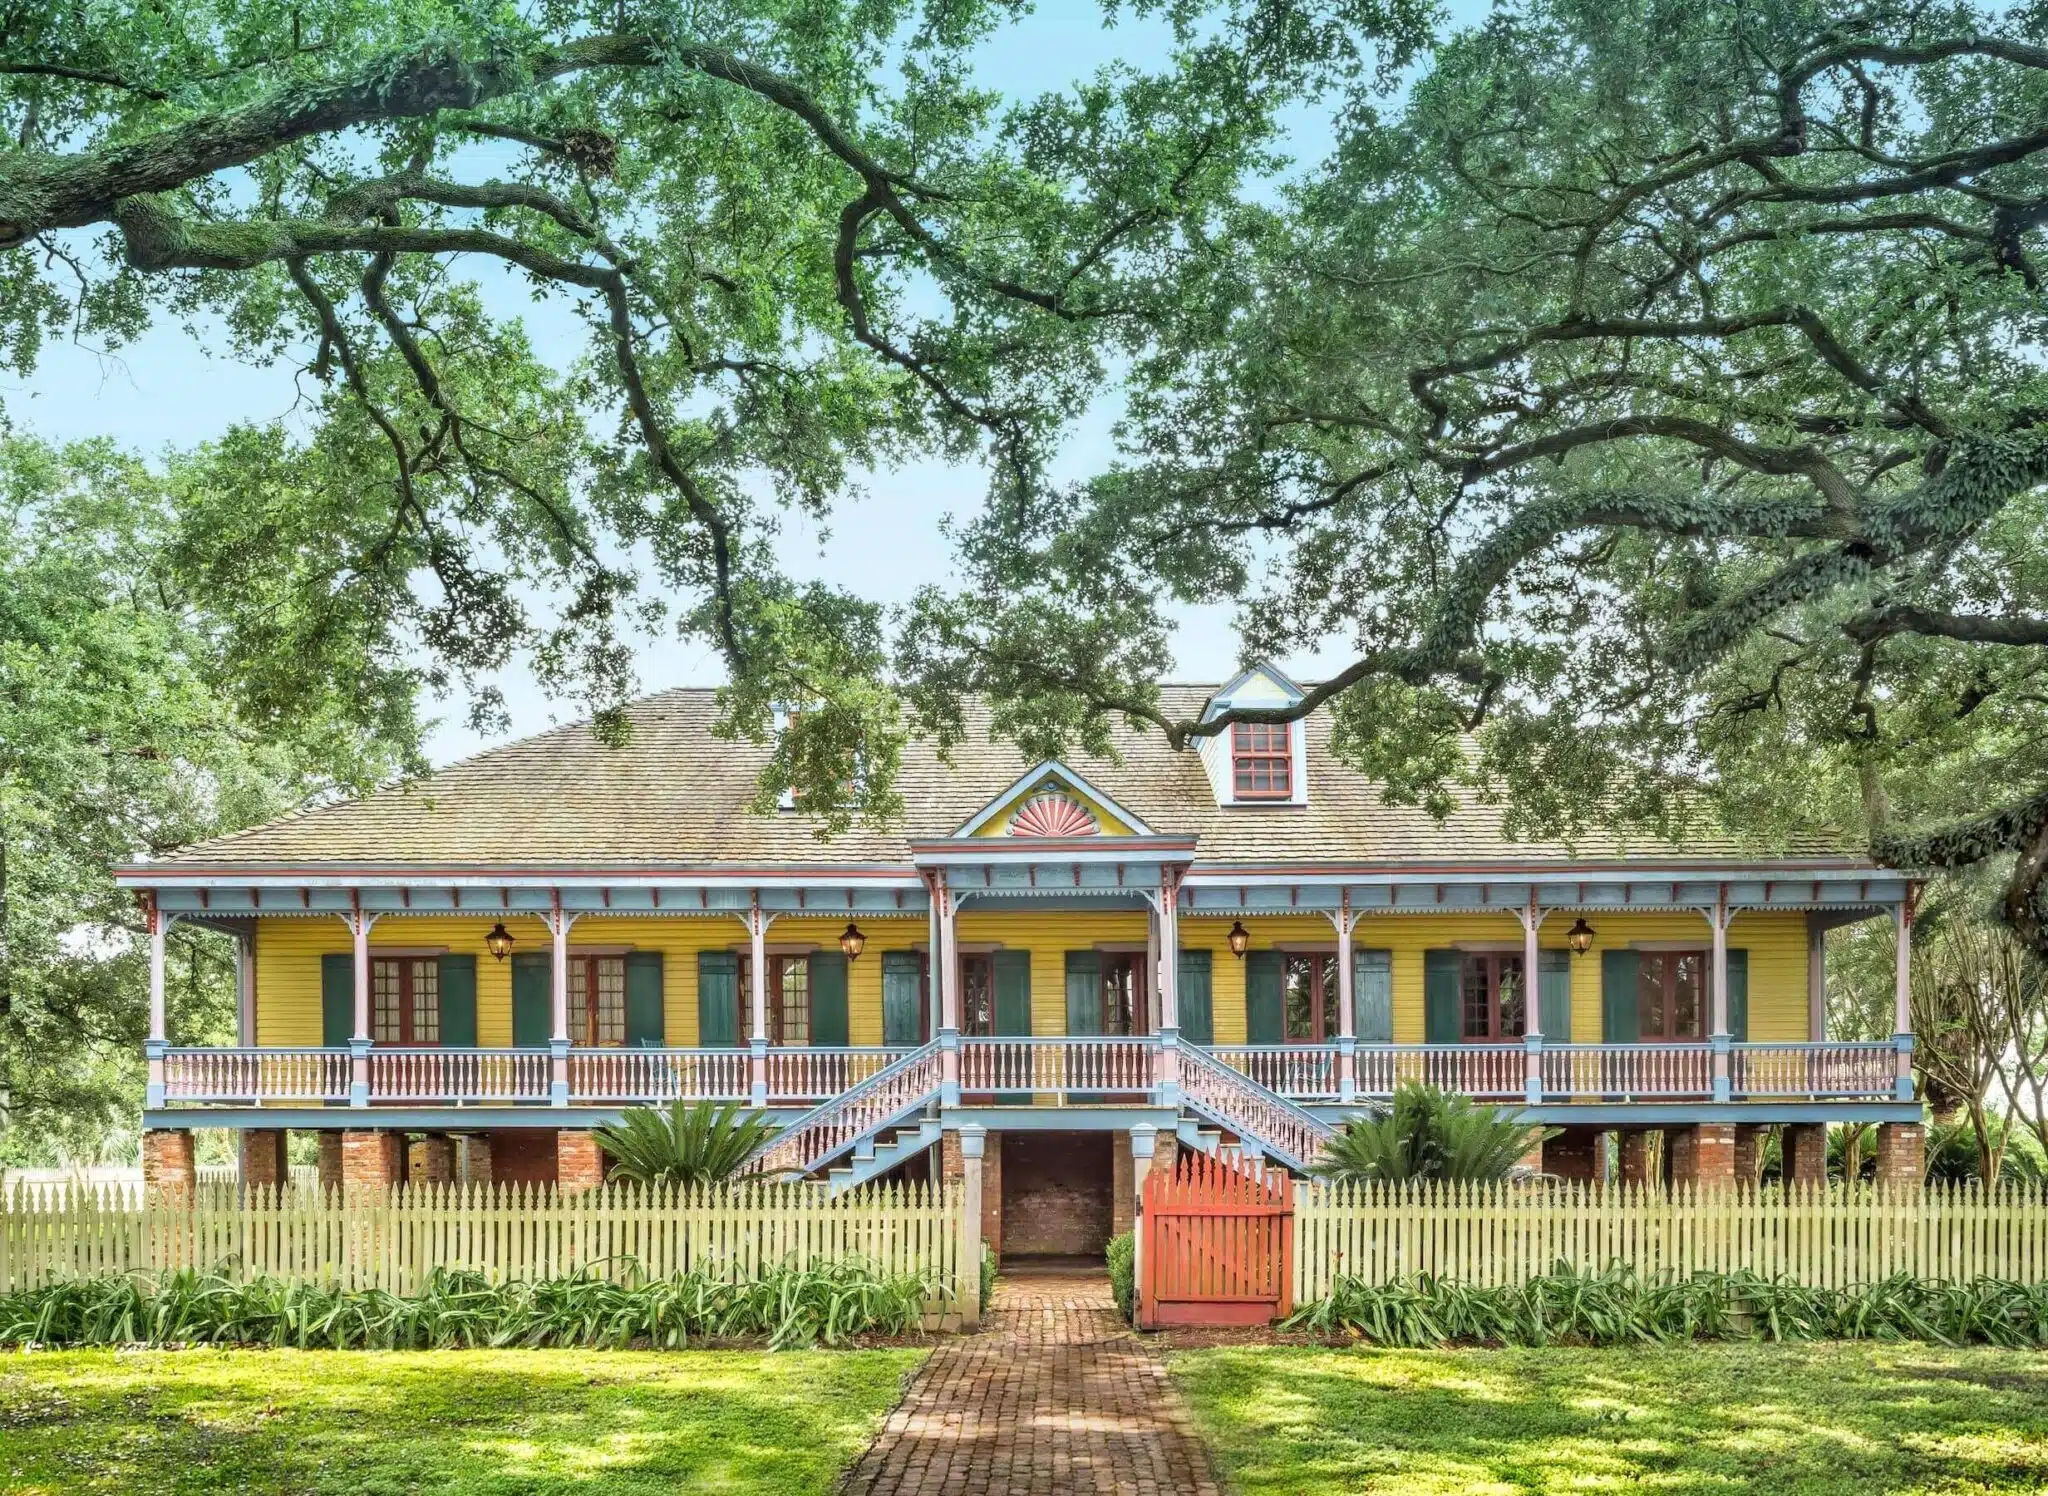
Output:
(8, 2), (1474, 765)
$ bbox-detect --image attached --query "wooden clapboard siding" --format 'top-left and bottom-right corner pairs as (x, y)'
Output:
(251, 915), (927, 1050)
(251, 906), (1813, 1051)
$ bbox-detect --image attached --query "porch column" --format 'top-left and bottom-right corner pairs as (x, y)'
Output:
(1519, 893), (1543, 1105)
(235, 926), (257, 1047)
(1130, 1123), (1156, 1328)
(1334, 891), (1357, 1102)
(1708, 888), (1732, 1102)
(933, 873), (961, 1106)
(1893, 887), (1917, 1100)
(1806, 913), (1827, 1042)
(548, 890), (572, 1107)
(1154, 871), (1181, 1106)
(348, 896), (373, 1108)
(957, 1124), (985, 1331)
(145, 899), (169, 1108)
(748, 893), (769, 1109)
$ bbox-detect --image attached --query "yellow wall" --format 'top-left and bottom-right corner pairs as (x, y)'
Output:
(251, 908), (1811, 1046)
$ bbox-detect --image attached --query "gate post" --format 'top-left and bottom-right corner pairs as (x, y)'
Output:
(1130, 1123), (1156, 1330)
(958, 1124), (985, 1331)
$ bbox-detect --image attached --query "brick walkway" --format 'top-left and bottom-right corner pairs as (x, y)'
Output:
(841, 1267), (1223, 1496)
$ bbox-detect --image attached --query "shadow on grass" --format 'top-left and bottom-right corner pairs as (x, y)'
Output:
(0, 1348), (927, 1496)
(1169, 1343), (2048, 1495)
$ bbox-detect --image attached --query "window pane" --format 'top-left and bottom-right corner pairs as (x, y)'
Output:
(1284, 956), (1316, 1040)
(778, 956), (810, 1045)
(594, 957), (626, 1046)
(372, 959), (404, 1043)
(1102, 959), (1138, 1036)
(1673, 953), (1704, 1038)
(410, 959), (439, 1045)
(961, 956), (993, 1036)
(1637, 955), (1665, 1038)
(1461, 957), (1491, 1039)
(1498, 955), (1526, 1038)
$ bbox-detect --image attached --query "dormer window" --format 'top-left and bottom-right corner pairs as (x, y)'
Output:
(1232, 722), (1292, 799)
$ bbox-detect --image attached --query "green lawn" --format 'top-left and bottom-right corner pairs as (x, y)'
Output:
(0, 1347), (924, 1495)
(1171, 1343), (2048, 1495)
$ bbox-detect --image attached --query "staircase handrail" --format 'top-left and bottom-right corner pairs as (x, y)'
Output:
(744, 1039), (944, 1177)
(1178, 1042), (1337, 1172)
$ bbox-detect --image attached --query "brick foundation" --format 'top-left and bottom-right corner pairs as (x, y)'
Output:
(240, 1129), (288, 1192)
(409, 1134), (456, 1186)
(1668, 1123), (1736, 1186)
(458, 1134), (494, 1188)
(341, 1130), (404, 1190)
(1782, 1123), (1827, 1187)
(1732, 1124), (1768, 1189)
(141, 1129), (196, 1195)
(317, 1133), (343, 1194)
(557, 1130), (607, 1192)
(1000, 1132), (1112, 1257)
(1542, 1126), (1602, 1181)
(1617, 1130), (1653, 1186)
(1876, 1122), (1925, 1188)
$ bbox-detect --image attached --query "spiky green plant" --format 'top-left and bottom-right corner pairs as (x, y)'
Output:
(1313, 1083), (1557, 1183)
(592, 1100), (780, 1187)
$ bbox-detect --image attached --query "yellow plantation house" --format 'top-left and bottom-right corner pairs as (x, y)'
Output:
(120, 667), (1925, 1252)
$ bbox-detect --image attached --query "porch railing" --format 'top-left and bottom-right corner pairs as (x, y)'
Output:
(568, 1048), (749, 1103)
(957, 1037), (1154, 1096)
(1206, 1045), (1342, 1100)
(763, 1046), (917, 1101)
(1355, 1044), (1528, 1099)
(1732, 1042), (1898, 1099)
(161, 1048), (349, 1103)
(1539, 1043), (1714, 1099)
(370, 1048), (551, 1104)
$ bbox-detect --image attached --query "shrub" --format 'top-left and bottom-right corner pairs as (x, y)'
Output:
(593, 1100), (779, 1187)
(1282, 1266), (2048, 1349)
(0, 1260), (939, 1352)
(979, 1245), (996, 1316)
(1313, 1083), (1557, 1183)
(1106, 1232), (1135, 1322)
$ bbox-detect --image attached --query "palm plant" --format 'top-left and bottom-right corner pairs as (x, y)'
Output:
(592, 1100), (779, 1188)
(1313, 1083), (1556, 1183)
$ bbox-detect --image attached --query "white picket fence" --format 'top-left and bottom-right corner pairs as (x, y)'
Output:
(1293, 1179), (2048, 1301)
(0, 1180), (965, 1306)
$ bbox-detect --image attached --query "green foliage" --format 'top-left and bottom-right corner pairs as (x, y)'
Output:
(0, 438), (412, 1160)
(1106, 1231), (1135, 1323)
(592, 1101), (780, 1188)
(1284, 1266), (2048, 1349)
(979, 1245), (996, 1317)
(0, 1261), (939, 1351)
(1313, 1084), (1556, 1184)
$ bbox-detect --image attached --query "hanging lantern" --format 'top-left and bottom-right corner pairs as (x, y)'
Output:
(1566, 917), (1596, 956)
(484, 922), (517, 961)
(839, 921), (867, 961)
(1226, 920), (1251, 958)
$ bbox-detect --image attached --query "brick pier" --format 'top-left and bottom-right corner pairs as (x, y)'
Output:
(841, 1267), (1221, 1496)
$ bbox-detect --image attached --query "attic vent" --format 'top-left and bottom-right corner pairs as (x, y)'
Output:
(1009, 791), (1098, 838)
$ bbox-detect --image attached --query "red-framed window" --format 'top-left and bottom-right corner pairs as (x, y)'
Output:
(568, 954), (628, 1047)
(371, 957), (439, 1046)
(1637, 951), (1707, 1040)
(960, 953), (995, 1037)
(1099, 953), (1149, 1036)
(1232, 722), (1292, 799)
(1460, 953), (1526, 1041)
(738, 954), (813, 1045)
(1282, 953), (1339, 1042)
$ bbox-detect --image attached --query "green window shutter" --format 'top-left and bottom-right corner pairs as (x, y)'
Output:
(1538, 949), (1571, 1042)
(697, 951), (739, 1048)
(810, 951), (849, 1047)
(1245, 950), (1283, 1044)
(1176, 949), (1213, 1044)
(438, 954), (478, 1048)
(1423, 950), (1462, 1044)
(624, 951), (665, 1047)
(1355, 948), (1394, 1043)
(1601, 949), (1641, 1043)
(882, 952), (925, 1045)
(1063, 951), (1102, 1036)
(511, 953), (551, 1047)
(320, 954), (352, 1047)
(1725, 949), (1749, 1042)
(994, 950), (1033, 1036)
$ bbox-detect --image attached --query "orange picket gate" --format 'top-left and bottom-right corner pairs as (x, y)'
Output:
(1138, 1148), (1293, 1328)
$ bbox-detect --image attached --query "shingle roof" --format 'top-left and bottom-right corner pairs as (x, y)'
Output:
(153, 685), (1853, 870)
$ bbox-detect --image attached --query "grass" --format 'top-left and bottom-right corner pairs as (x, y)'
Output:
(0, 1346), (924, 1495)
(1171, 1343), (2048, 1494)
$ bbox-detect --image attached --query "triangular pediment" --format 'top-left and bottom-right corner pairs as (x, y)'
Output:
(953, 762), (1155, 840)
(1201, 661), (1305, 723)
